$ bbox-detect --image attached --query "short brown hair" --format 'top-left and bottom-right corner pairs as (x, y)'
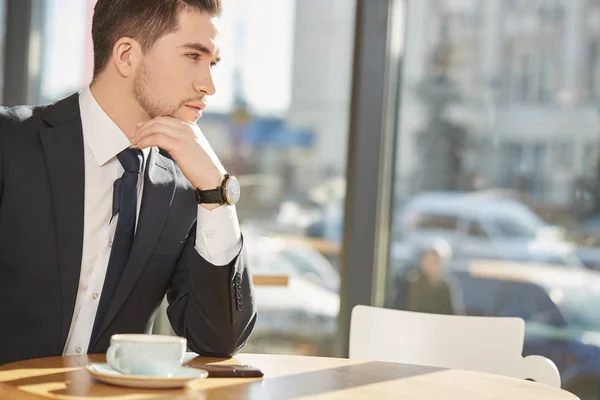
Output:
(92, 0), (222, 77)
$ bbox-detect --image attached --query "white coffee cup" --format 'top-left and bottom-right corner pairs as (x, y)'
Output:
(106, 334), (187, 377)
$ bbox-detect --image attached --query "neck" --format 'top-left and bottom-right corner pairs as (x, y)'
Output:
(89, 75), (149, 141)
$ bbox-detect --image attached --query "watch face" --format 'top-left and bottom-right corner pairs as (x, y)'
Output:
(225, 176), (241, 205)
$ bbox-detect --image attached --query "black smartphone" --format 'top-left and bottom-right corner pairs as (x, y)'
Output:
(193, 364), (264, 378)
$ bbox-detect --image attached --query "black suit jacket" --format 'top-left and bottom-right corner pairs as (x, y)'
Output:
(0, 94), (256, 365)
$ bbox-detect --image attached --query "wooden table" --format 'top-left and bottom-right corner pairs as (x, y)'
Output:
(0, 353), (578, 399)
(251, 274), (289, 287)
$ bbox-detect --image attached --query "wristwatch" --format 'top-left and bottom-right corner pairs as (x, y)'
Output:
(196, 174), (241, 205)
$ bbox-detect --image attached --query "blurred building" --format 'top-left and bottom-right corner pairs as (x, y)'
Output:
(286, 0), (355, 189)
(398, 0), (600, 207)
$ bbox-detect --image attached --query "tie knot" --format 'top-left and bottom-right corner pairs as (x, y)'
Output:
(117, 148), (143, 173)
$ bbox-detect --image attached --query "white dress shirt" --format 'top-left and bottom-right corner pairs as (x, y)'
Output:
(62, 87), (242, 356)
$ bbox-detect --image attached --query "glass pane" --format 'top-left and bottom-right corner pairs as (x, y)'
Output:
(390, 0), (600, 397)
(38, 0), (90, 103)
(33, 0), (355, 357)
(221, 0), (355, 357)
(0, 0), (6, 102)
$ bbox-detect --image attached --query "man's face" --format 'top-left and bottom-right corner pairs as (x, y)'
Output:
(420, 253), (443, 283)
(133, 10), (220, 123)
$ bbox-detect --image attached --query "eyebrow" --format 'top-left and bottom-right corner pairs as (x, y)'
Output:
(180, 42), (221, 63)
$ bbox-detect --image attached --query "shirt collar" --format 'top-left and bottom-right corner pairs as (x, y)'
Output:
(79, 86), (134, 166)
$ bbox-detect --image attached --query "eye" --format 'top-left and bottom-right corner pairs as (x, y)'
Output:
(186, 53), (201, 61)
(210, 61), (218, 69)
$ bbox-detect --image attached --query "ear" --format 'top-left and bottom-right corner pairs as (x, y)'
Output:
(112, 37), (143, 78)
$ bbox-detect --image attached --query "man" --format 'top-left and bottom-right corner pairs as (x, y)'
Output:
(0, 0), (256, 365)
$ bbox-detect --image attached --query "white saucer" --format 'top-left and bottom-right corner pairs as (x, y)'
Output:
(85, 363), (208, 389)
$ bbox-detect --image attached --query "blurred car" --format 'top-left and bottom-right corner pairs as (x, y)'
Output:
(244, 232), (340, 355)
(450, 261), (600, 399)
(575, 246), (600, 271)
(394, 191), (582, 267)
(582, 213), (600, 240)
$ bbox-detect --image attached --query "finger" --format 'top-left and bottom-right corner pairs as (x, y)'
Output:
(134, 124), (183, 145)
(136, 117), (190, 134)
(134, 133), (178, 150)
(135, 120), (194, 143)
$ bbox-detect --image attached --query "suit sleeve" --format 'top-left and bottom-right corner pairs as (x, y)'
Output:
(165, 226), (256, 357)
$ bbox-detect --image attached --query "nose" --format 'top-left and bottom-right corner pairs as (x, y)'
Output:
(194, 67), (216, 96)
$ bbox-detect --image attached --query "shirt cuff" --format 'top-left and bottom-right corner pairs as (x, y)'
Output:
(195, 204), (242, 266)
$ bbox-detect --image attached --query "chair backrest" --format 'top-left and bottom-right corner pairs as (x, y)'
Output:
(349, 305), (561, 387)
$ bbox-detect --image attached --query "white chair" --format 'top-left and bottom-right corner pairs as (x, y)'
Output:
(349, 305), (561, 387)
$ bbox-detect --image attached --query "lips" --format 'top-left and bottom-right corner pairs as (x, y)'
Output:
(185, 104), (205, 118)
(186, 103), (206, 111)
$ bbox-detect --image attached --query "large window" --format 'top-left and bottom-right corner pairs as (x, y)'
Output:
(205, 0), (356, 356)
(0, 0), (6, 102)
(39, 0), (89, 103)
(389, 1), (600, 398)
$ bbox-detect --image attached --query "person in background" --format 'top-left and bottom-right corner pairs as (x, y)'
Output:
(406, 242), (455, 315)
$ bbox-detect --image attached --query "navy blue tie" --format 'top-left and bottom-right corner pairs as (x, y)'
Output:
(92, 148), (143, 341)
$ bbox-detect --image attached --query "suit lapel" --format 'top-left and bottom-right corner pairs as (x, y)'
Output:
(93, 147), (177, 343)
(38, 94), (86, 345)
